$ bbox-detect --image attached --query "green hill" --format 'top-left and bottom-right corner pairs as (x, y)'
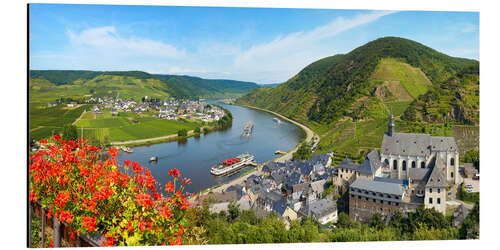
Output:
(236, 37), (479, 161)
(29, 70), (260, 101)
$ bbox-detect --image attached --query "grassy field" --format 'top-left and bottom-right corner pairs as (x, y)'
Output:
(75, 110), (202, 142)
(371, 58), (432, 100)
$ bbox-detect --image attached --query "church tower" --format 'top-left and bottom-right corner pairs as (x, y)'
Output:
(388, 112), (395, 136)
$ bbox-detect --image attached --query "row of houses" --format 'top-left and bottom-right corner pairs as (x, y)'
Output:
(192, 152), (339, 226)
(87, 96), (225, 122)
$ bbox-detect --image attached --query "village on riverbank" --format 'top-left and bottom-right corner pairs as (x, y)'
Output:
(190, 112), (479, 230)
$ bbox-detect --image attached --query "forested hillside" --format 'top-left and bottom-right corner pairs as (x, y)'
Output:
(236, 37), (479, 161)
(29, 70), (260, 100)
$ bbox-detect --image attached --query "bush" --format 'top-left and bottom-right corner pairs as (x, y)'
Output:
(178, 128), (188, 137)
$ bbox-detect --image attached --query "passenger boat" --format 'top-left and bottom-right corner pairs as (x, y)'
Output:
(120, 146), (134, 153)
(210, 153), (254, 175)
(242, 121), (253, 136)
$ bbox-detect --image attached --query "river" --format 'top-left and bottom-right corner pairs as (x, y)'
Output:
(115, 101), (305, 194)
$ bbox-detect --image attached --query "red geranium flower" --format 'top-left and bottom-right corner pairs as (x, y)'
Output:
(168, 168), (181, 178)
(108, 147), (118, 158)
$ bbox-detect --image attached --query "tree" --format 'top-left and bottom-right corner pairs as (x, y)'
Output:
(293, 143), (312, 160)
(62, 124), (78, 141)
(368, 213), (385, 230)
(464, 150), (480, 170)
(227, 201), (240, 222)
(177, 128), (188, 137)
(194, 127), (201, 134)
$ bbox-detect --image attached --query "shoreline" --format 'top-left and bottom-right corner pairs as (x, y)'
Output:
(238, 104), (318, 162)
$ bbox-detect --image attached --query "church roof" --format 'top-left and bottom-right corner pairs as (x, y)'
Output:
(381, 132), (457, 156)
(426, 155), (447, 188)
(408, 168), (431, 181)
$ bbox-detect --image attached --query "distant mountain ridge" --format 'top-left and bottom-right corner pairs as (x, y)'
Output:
(29, 70), (260, 99)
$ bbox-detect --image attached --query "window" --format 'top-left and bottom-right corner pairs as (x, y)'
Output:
(438, 188), (440, 193)
(421, 162), (425, 168)
(451, 172), (454, 178)
(340, 175), (342, 179)
(384, 159), (389, 166)
(437, 198), (441, 204)
(412, 161), (416, 168)
(402, 161), (407, 171)
(430, 188), (433, 193)
(393, 160), (398, 170)
(450, 158), (455, 166)
(429, 198), (433, 204)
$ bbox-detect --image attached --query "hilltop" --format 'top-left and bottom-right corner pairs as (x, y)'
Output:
(236, 37), (479, 161)
(29, 70), (260, 102)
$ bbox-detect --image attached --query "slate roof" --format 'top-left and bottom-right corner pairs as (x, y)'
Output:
(430, 136), (458, 152)
(408, 168), (431, 181)
(286, 172), (302, 186)
(381, 133), (458, 156)
(270, 172), (285, 185)
(310, 180), (326, 194)
(225, 184), (243, 199)
(272, 200), (288, 216)
(351, 178), (405, 196)
(293, 183), (309, 194)
(381, 133), (432, 157)
(338, 158), (359, 170)
(301, 199), (337, 219)
(373, 177), (408, 186)
(259, 191), (284, 203)
(426, 156), (447, 188)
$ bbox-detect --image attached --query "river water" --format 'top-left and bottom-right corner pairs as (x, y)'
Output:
(115, 101), (305, 194)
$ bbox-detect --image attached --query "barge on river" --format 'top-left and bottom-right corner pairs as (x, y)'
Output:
(210, 153), (255, 175)
(242, 121), (253, 136)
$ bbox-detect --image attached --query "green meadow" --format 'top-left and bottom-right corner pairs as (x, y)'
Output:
(75, 110), (201, 142)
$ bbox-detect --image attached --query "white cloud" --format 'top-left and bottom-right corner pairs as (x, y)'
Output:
(233, 10), (397, 80)
(67, 26), (186, 59)
(448, 22), (478, 34)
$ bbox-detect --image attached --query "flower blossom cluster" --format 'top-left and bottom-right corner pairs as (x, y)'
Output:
(29, 135), (190, 246)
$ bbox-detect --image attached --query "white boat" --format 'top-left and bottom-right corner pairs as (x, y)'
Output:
(210, 153), (254, 175)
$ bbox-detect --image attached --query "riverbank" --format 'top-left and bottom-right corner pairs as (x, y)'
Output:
(238, 104), (319, 162)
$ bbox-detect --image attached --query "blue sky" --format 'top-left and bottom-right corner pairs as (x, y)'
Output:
(29, 4), (479, 84)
